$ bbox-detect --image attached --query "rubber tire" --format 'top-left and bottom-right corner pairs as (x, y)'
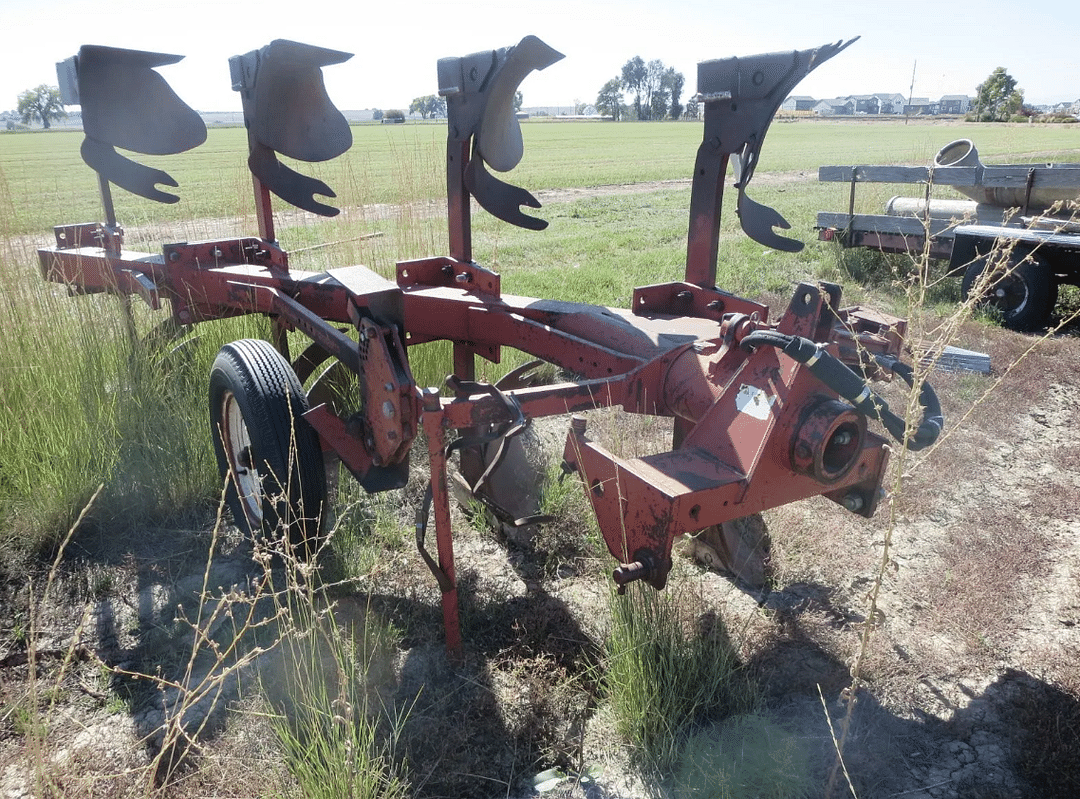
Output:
(209, 339), (326, 552)
(961, 252), (1057, 332)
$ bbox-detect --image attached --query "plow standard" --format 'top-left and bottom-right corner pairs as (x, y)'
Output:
(39, 37), (941, 653)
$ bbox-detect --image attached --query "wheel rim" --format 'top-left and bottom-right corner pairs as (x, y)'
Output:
(992, 273), (1029, 315)
(220, 390), (263, 529)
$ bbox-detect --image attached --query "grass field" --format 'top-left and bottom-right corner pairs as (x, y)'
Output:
(2, 115), (1078, 562)
(2, 117), (1080, 798)
(3, 118), (1079, 237)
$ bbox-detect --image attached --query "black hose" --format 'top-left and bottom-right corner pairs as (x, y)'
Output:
(741, 331), (942, 452)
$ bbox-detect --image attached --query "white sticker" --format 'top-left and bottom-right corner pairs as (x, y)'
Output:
(735, 383), (776, 421)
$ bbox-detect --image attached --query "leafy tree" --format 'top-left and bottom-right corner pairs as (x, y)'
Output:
(409, 94), (446, 120)
(644, 59), (668, 120)
(621, 56), (646, 120)
(514, 90), (523, 112)
(596, 77), (623, 120)
(372, 109), (383, 121)
(663, 67), (685, 120)
(973, 67), (1024, 122)
(618, 57), (684, 120)
(17, 85), (66, 129)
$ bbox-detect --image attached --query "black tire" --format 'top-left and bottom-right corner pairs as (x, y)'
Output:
(209, 339), (327, 551)
(961, 252), (1057, 332)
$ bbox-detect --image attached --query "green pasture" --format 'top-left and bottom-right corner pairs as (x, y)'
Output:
(0, 118), (1078, 551)
(2, 118), (1078, 238)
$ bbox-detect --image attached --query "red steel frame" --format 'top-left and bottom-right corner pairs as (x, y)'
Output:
(38, 45), (911, 655)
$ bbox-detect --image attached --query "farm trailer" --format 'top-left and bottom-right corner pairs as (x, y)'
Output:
(38, 37), (941, 653)
(816, 138), (1080, 332)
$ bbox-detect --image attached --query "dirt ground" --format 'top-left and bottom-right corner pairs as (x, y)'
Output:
(2, 184), (1079, 798)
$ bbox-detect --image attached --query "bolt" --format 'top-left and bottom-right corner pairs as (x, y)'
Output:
(613, 552), (656, 593)
(455, 272), (471, 284)
(169, 250), (180, 262)
(211, 247), (223, 258)
(831, 430), (853, 447)
(382, 400), (395, 418)
(841, 492), (865, 513)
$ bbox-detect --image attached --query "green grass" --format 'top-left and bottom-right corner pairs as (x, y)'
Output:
(3, 117), (1076, 557)
(262, 588), (409, 799)
(4, 119), (1078, 237)
(0, 231), (273, 557)
(603, 583), (756, 773)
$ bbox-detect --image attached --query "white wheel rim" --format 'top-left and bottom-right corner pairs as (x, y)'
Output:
(221, 390), (263, 527)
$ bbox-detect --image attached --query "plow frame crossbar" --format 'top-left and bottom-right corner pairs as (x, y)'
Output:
(38, 229), (905, 651)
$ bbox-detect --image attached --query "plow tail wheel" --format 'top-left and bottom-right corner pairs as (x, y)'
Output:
(209, 338), (327, 552)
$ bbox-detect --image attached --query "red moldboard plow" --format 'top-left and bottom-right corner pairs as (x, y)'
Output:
(39, 37), (941, 654)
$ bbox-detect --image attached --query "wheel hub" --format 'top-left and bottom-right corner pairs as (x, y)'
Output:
(221, 391), (263, 527)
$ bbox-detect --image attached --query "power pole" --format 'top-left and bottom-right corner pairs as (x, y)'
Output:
(905, 59), (917, 125)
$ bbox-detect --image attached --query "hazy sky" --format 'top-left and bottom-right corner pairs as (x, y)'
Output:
(3, 0), (1078, 114)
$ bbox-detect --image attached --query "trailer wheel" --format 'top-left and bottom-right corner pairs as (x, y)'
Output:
(209, 339), (327, 553)
(961, 252), (1056, 332)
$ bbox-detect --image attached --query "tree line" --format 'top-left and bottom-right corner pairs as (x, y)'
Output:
(595, 57), (689, 121)
(5, 65), (1057, 130)
(593, 61), (1057, 125)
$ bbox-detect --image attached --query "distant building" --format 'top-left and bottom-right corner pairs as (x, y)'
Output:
(848, 95), (880, 114)
(938, 95), (971, 115)
(813, 98), (854, 116)
(874, 93), (906, 115)
(781, 95), (817, 112)
(903, 97), (936, 116)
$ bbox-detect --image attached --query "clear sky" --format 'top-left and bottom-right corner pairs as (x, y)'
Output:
(3, 0), (1078, 115)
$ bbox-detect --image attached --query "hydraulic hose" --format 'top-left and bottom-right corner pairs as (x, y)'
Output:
(740, 331), (943, 452)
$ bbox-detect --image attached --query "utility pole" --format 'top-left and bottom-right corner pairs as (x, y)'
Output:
(905, 59), (917, 125)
